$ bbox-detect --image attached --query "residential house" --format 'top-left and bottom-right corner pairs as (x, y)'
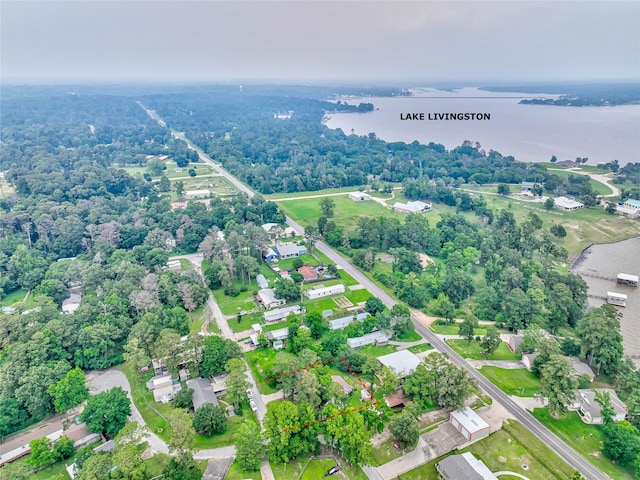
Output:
(554, 196), (584, 211)
(179, 368), (191, 382)
(361, 388), (372, 401)
(570, 357), (596, 381)
(184, 189), (210, 199)
(437, 452), (498, 480)
(377, 350), (422, 378)
(273, 340), (285, 350)
(151, 375), (181, 403)
(384, 390), (410, 409)
(263, 305), (303, 323)
(393, 200), (431, 213)
(297, 265), (319, 282)
(211, 375), (228, 396)
(275, 242), (307, 259)
(329, 312), (369, 330)
(570, 388), (627, 424)
(256, 274), (269, 289)
(449, 407), (491, 442)
(522, 352), (540, 371)
(187, 378), (219, 409)
(623, 199), (640, 211)
(152, 358), (168, 376)
(265, 327), (289, 342)
(256, 288), (286, 309)
(331, 376), (353, 395)
(507, 334), (524, 352)
(347, 331), (390, 348)
(263, 248), (278, 263)
(304, 284), (345, 300)
(348, 192), (371, 201)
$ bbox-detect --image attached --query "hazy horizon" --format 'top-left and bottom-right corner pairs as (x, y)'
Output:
(2, 1), (638, 83)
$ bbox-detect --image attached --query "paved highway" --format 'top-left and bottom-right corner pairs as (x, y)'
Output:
(141, 106), (608, 480)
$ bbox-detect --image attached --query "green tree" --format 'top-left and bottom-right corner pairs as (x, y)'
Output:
(431, 293), (455, 323)
(320, 198), (335, 217)
(264, 401), (307, 464)
(76, 453), (113, 480)
(173, 388), (194, 410)
(47, 367), (88, 414)
(146, 158), (165, 176)
(158, 175), (171, 192)
(123, 337), (151, 381)
(550, 224), (567, 238)
(224, 358), (250, 412)
(434, 364), (475, 410)
(201, 336), (242, 378)
(274, 279), (300, 302)
(235, 421), (266, 472)
(497, 184), (511, 196)
(53, 435), (75, 460)
(458, 317), (477, 343)
(162, 453), (202, 480)
(602, 421), (640, 465)
(112, 442), (149, 480)
(576, 304), (623, 376)
(303, 225), (320, 253)
(365, 297), (386, 317)
(389, 410), (419, 448)
(175, 180), (185, 198)
(304, 311), (327, 339)
(79, 387), (131, 439)
(297, 371), (322, 409)
(481, 327), (501, 359)
(167, 408), (195, 455)
(193, 404), (227, 436)
(28, 437), (56, 468)
(538, 355), (578, 417)
(544, 198), (555, 210)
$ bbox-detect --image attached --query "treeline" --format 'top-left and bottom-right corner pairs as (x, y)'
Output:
(482, 83), (640, 106)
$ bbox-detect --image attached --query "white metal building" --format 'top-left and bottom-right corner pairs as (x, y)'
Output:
(449, 407), (491, 442)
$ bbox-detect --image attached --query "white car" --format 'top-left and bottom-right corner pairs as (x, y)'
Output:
(249, 399), (257, 412)
(246, 389), (253, 399)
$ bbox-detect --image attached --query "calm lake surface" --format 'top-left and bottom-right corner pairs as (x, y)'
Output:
(571, 236), (640, 360)
(326, 87), (640, 166)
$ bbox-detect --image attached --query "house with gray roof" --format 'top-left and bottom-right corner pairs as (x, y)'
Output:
(347, 331), (390, 348)
(329, 312), (369, 330)
(256, 274), (269, 289)
(436, 452), (498, 480)
(570, 388), (627, 424)
(256, 288), (286, 309)
(187, 378), (219, 410)
(275, 242), (307, 259)
(377, 350), (421, 378)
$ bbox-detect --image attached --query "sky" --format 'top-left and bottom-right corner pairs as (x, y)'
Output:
(2, 1), (639, 83)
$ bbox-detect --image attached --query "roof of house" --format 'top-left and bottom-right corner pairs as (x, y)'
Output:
(329, 312), (369, 330)
(437, 452), (498, 480)
(201, 456), (234, 480)
(623, 199), (640, 208)
(275, 242), (306, 257)
(508, 334), (524, 351)
(349, 192), (371, 200)
(256, 288), (281, 306)
(576, 388), (627, 419)
(261, 223), (278, 232)
(377, 350), (422, 377)
(256, 274), (268, 288)
(153, 375), (172, 388)
(618, 273), (639, 282)
(522, 352), (540, 364)
(263, 305), (302, 322)
(570, 357), (596, 380)
(187, 378), (219, 410)
(266, 327), (289, 341)
(331, 375), (353, 394)
(264, 247), (277, 258)
(185, 189), (210, 196)
(554, 196), (584, 209)
(394, 200), (431, 213)
(450, 407), (490, 434)
(298, 266), (318, 279)
(322, 309), (333, 318)
(384, 390), (410, 408)
(347, 331), (390, 348)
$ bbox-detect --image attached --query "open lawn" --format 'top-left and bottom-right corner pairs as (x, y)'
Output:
(230, 311), (263, 334)
(480, 367), (541, 396)
(245, 348), (289, 394)
(371, 435), (408, 466)
(532, 408), (634, 480)
(274, 253), (318, 271)
(0, 288), (28, 306)
(226, 458), (263, 480)
(144, 453), (172, 478)
(212, 286), (258, 317)
(300, 459), (337, 480)
(408, 343), (434, 354)
(344, 288), (371, 304)
(271, 455), (311, 480)
(395, 330), (423, 342)
(448, 340), (521, 361)
(430, 322), (487, 336)
(337, 270), (359, 287)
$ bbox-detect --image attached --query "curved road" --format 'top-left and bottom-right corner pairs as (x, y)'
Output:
(142, 105), (609, 480)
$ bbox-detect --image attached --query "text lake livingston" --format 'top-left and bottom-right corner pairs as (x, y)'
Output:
(325, 88), (640, 166)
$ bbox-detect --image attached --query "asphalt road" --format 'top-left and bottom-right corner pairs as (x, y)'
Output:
(143, 106), (609, 479)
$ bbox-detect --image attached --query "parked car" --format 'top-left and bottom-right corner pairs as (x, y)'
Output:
(249, 399), (257, 412)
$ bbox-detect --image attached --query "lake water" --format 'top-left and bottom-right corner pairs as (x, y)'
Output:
(326, 87), (640, 166)
(571, 236), (640, 362)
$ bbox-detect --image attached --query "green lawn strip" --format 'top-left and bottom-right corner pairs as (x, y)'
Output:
(266, 186), (370, 200)
(302, 296), (346, 315)
(344, 288), (371, 304)
(188, 305), (205, 333)
(371, 436), (405, 466)
(271, 455), (312, 480)
(531, 408), (634, 480)
(274, 253), (319, 271)
(448, 339), (520, 361)
(0, 288), (29, 306)
(245, 348), (284, 394)
(408, 343), (434, 354)
(430, 323), (487, 336)
(117, 363), (172, 442)
(230, 311), (263, 334)
(358, 344), (398, 358)
(395, 331), (423, 342)
(212, 286), (257, 316)
(337, 270), (359, 286)
(300, 459), (336, 480)
(143, 453), (173, 477)
(193, 402), (258, 449)
(312, 249), (336, 266)
(226, 458), (263, 480)
(479, 367), (541, 396)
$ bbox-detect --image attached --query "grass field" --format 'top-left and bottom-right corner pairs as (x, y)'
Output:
(531, 408), (634, 480)
(448, 340), (521, 361)
(408, 343), (434, 354)
(245, 348), (286, 394)
(0, 288), (29, 306)
(300, 459), (336, 480)
(225, 458), (263, 480)
(430, 323), (488, 336)
(480, 367), (541, 396)
(192, 402), (259, 449)
(544, 170), (613, 195)
(212, 286), (258, 316)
